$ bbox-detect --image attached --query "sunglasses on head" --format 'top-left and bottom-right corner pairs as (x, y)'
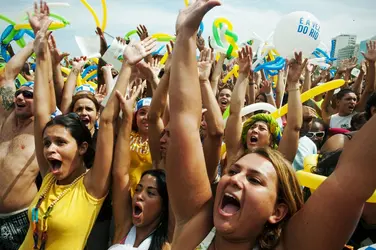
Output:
(307, 131), (325, 138)
(14, 89), (33, 99)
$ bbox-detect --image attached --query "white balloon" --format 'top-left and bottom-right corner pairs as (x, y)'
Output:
(273, 11), (321, 58)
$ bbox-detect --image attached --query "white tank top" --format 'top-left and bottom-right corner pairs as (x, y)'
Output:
(108, 226), (153, 250)
(329, 113), (356, 129)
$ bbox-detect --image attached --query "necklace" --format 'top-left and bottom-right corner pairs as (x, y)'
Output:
(130, 132), (149, 155)
(31, 171), (87, 250)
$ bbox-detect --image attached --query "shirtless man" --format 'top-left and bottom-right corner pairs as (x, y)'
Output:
(0, 42), (38, 250)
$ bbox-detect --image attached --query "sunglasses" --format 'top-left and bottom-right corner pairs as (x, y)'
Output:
(14, 90), (33, 99)
(307, 131), (325, 138)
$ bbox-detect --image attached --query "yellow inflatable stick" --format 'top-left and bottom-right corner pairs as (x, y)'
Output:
(160, 52), (169, 65)
(14, 22), (65, 30)
(80, 0), (101, 28)
(296, 170), (376, 203)
(222, 65), (239, 83)
(272, 79), (345, 119)
(101, 0), (107, 31)
(152, 33), (176, 42)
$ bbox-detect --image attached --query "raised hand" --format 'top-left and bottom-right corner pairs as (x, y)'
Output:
(96, 27), (108, 56)
(123, 37), (157, 65)
(137, 24), (149, 41)
(360, 61), (367, 74)
(48, 35), (70, 65)
(33, 19), (52, 58)
(101, 64), (113, 73)
(346, 57), (358, 72)
(164, 41), (174, 74)
(361, 40), (376, 62)
(237, 45), (252, 75)
(196, 33), (206, 51)
(175, 0), (221, 36)
(27, 1), (50, 35)
(338, 59), (349, 73)
(116, 80), (143, 119)
(197, 48), (213, 81)
(95, 84), (107, 104)
(136, 57), (161, 81)
(306, 63), (316, 73)
(260, 80), (272, 94)
(286, 51), (308, 84)
(72, 56), (87, 70)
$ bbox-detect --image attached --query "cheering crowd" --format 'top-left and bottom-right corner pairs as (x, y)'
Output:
(1, 0), (376, 249)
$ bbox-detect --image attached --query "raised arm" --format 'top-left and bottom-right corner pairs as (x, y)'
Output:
(302, 63), (315, 93)
(198, 48), (224, 183)
(285, 108), (376, 250)
(166, 0), (220, 231)
(48, 35), (69, 106)
(33, 19), (54, 178)
(259, 79), (276, 107)
(356, 41), (376, 112)
(59, 58), (86, 113)
(275, 69), (286, 108)
(85, 37), (157, 199)
(225, 46), (252, 162)
(0, 42), (34, 89)
(112, 85), (142, 244)
(351, 61), (366, 97)
(148, 42), (173, 168)
(210, 52), (226, 94)
(278, 52), (306, 162)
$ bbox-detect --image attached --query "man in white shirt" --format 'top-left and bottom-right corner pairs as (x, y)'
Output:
(292, 105), (318, 171)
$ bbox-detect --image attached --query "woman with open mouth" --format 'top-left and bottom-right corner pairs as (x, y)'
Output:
(225, 44), (304, 165)
(19, 10), (157, 249)
(109, 83), (170, 250)
(165, 1), (376, 249)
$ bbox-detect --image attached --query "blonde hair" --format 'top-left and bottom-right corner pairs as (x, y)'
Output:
(245, 147), (304, 249)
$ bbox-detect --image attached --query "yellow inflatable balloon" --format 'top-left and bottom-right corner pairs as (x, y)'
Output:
(222, 65), (239, 83)
(14, 22), (65, 30)
(184, 0), (189, 6)
(303, 154), (318, 172)
(101, 0), (107, 31)
(152, 33), (176, 42)
(272, 79), (345, 119)
(160, 52), (169, 65)
(296, 170), (376, 203)
(81, 0), (101, 28)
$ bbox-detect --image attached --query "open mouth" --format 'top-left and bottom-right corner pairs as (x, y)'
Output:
(220, 193), (241, 216)
(220, 100), (228, 106)
(133, 203), (143, 219)
(80, 117), (90, 125)
(250, 136), (258, 144)
(49, 159), (62, 174)
(16, 103), (26, 108)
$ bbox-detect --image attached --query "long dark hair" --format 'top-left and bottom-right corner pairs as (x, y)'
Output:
(43, 113), (95, 168)
(140, 169), (169, 250)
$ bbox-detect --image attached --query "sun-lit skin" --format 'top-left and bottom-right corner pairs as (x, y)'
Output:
(132, 174), (163, 229)
(42, 125), (87, 185)
(214, 153), (286, 241)
(73, 98), (99, 135)
(14, 86), (34, 119)
(246, 121), (272, 150)
(218, 88), (232, 113)
(136, 107), (150, 137)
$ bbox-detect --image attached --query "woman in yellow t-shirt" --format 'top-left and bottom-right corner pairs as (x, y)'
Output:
(19, 11), (156, 249)
(129, 97), (153, 194)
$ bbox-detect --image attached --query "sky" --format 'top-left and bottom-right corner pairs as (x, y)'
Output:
(1, 0), (376, 57)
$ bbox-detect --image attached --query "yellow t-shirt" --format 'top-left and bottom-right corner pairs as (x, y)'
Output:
(129, 131), (152, 195)
(19, 172), (105, 250)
